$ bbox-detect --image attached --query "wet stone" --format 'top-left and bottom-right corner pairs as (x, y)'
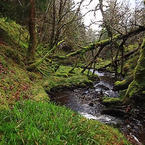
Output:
(89, 102), (94, 107)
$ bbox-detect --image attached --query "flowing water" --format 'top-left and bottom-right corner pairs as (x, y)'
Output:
(50, 70), (145, 145)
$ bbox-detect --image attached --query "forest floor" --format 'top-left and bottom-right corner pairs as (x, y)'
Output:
(0, 18), (131, 144)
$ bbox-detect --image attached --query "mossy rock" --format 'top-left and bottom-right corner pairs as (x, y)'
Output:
(102, 97), (122, 106)
(114, 76), (133, 91)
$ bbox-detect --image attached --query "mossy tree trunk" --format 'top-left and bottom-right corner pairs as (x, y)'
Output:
(55, 26), (145, 59)
(125, 39), (145, 104)
(27, 0), (36, 64)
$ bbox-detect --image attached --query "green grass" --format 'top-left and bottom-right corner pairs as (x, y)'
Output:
(0, 100), (130, 145)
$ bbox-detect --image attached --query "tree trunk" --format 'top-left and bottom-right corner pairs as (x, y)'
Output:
(125, 39), (145, 104)
(49, 0), (56, 49)
(27, 0), (36, 64)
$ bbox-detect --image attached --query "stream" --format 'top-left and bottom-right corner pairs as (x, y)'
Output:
(50, 70), (145, 145)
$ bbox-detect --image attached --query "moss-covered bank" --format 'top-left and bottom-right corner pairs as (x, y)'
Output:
(0, 45), (49, 109)
(125, 39), (145, 104)
(0, 18), (93, 108)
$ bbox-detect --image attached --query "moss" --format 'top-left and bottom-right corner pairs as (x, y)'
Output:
(0, 45), (25, 66)
(125, 44), (138, 53)
(0, 47), (48, 108)
(0, 18), (29, 57)
(43, 65), (93, 92)
(95, 59), (111, 69)
(125, 39), (145, 103)
(0, 14), (131, 145)
(114, 76), (133, 91)
(123, 53), (139, 76)
(126, 81), (140, 96)
(115, 80), (125, 86)
(102, 97), (122, 106)
(31, 85), (49, 101)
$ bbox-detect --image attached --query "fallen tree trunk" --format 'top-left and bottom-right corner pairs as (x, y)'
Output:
(27, 40), (64, 71)
(56, 26), (145, 59)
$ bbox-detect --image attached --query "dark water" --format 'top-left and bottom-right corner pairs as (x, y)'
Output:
(50, 70), (145, 145)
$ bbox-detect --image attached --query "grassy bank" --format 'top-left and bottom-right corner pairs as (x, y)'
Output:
(0, 100), (130, 145)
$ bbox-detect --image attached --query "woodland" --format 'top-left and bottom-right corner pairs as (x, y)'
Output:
(0, 0), (145, 144)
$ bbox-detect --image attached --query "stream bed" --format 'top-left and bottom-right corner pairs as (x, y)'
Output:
(50, 70), (145, 145)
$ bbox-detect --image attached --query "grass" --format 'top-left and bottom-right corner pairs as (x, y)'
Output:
(0, 100), (130, 145)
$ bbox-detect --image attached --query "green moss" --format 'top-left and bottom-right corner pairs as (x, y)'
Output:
(95, 59), (111, 69)
(43, 65), (93, 91)
(114, 76), (133, 91)
(125, 39), (145, 103)
(125, 44), (138, 53)
(102, 97), (122, 106)
(0, 18), (29, 59)
(115, 80), (125, 86)
(57, 34), (120, 58)
(31, 85), (49, 101)
(0, 14), (131, 145)
(0, 100), (130, 145)
(0, 47), (48, 108)
(0, 18), (29, 48)
(123, 54), (139, 76)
